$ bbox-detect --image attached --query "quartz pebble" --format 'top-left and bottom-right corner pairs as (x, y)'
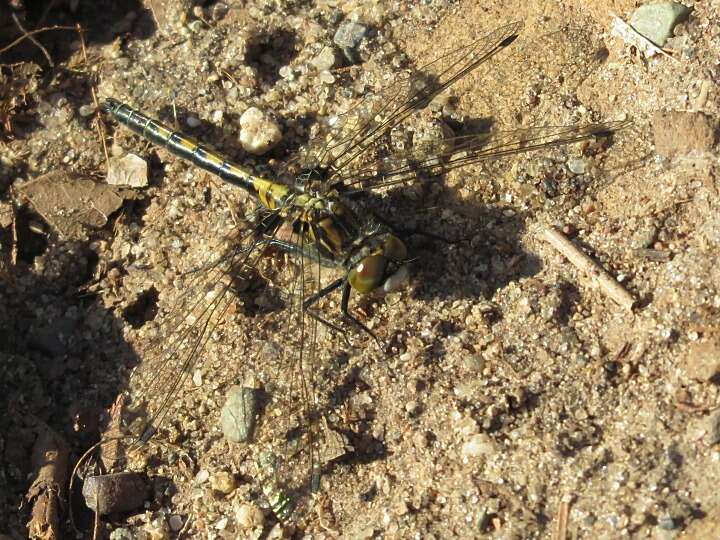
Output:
(106, 154), (149, 187)
(311, 46), (340, 71)
(186, 115), (201, 128)
(461, 434), (497, 459)
(239, 107), (282, 155)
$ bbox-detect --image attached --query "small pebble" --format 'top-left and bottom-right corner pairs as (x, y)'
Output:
(461, 433), (497, 459)
(168, 515), (184, 532)
(681, 339), (720, 381)
(78, 104), (97, 117)
(211, 2), (229, 20)
(311, 46), (340, 71)
(631, 224), (658, 249)
(319, 70), (336, 84)
(195, 469), (210, 484)
(405, 400), (421, 415)
(106, 154), (149, 188)
(334, 20), (369, 61)
(186, 115), (201, 128)
(239, 107), (282, 155)
(235, 503), (265, 529)
(462, 354), (485, 372)
(210, 471), (237, 494)
(187, 19), (204, 33)
(220, 385), (260, 442)
(566, 157), (587, 175)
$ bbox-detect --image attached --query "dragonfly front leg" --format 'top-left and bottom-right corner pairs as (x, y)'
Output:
(339, 283), (383, 349)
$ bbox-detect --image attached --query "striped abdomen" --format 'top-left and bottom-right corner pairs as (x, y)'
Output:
(103, 98), (290, 210)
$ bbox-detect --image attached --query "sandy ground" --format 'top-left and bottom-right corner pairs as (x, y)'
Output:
(1, 0), (720, 538)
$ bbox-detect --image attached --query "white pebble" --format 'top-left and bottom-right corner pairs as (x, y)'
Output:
(195, 469), (210, 483)
(319, 70), (336, 84)
(186, 115), (201, 128)
(235, 503), (265, 529)
(106, 154), (148, 187)
(239, 107), (282, 155)
(567, 157), (587, 175)
(461, 434), (497, 459)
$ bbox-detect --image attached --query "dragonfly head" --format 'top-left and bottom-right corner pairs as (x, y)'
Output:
(348, 234), (409, 295)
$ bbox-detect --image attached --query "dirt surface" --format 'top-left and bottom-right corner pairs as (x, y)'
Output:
(1, 0), (720, 538)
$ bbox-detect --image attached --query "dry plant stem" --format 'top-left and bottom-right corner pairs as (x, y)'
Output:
(540, 226), (636, 311)
(553, 498), (570, 540)
(75, 24), (109, 168)
(26, 425), (69, 540)
(0, 24), (75, 57)
(10, 12), (53, 65)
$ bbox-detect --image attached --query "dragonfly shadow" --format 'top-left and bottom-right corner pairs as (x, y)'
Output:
(357, 178), (542, 303)
(245, 28), (300, 89)
(325, 364), (388, 468)
(0, 225), (143, 536)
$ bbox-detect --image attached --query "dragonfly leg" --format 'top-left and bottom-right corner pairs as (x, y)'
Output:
(340, 283), (383, 349)
(302, 278), (352, 346)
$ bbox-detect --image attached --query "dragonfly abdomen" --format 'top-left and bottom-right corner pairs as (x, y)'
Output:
(103, 98), (291, 210)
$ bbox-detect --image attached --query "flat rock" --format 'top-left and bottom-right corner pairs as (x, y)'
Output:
(220, 386), (260, 443)
(20, 171), (124, 239)
(629, 2), (691, 47)
(653, 111), (716, 158)
(681, 338), (720, 381)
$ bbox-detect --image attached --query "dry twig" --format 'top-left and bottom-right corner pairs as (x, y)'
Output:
(0, 24), (75, 58)
(539, 226), (636, 311)
(75, 24), (110, 169)
(26, 425), (69, 540)
(553, 497), (570, 540)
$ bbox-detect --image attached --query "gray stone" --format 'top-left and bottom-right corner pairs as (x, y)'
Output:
(82, 472), (149, 515)
(629, 2), (691, 47)
(333, 21), (369, 62)
(221, 386), (260, 442)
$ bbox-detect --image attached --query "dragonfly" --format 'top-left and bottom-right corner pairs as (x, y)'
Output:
(98, 20), (630, 527)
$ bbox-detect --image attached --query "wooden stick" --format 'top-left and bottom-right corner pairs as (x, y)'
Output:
(553, 497), (570, 540)
(540, 226), (636, 311)
(26, 425), (69, 540)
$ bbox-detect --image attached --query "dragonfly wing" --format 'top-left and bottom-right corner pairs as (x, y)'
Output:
(331, 120), (633, 192)
(284, 22), (524, 180)
(125, 224), (273, 443)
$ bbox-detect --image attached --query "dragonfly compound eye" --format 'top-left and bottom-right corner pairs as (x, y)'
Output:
(383, 234), (407, 262)
(348, 255), (386, 294)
